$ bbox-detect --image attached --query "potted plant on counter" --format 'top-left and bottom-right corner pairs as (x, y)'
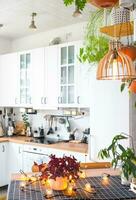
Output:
(98, 134), (136, 185)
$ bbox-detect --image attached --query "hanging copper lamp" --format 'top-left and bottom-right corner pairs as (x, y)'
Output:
(97, 40), (136, 80)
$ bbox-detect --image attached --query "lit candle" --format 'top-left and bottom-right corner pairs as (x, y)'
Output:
(46, 189), (53, 197)
(20, 182), (26, 191)
(102, 174), (110, 186)
(67, 185), (73, 196)
(69, 175), (72, 181)
(79, 171), (86, 179)
(84, 183), (92, 192)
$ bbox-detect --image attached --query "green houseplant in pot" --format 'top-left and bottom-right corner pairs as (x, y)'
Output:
(98, 134), (136, 185)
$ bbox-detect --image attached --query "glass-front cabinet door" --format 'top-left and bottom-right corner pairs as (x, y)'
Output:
(19, 52), (32, 106)
(59, 43), (76, 106)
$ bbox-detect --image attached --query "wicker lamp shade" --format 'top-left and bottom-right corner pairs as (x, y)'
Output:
(97, 41), (136, 80)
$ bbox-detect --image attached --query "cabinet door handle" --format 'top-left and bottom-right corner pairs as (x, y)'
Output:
(29, 97), (32, 104)
(77, 96), (80, 104)
(19, 147), (21, 154)
(41, 97), (44, 104)
(15, 98), (17, 104)
(44, 97), (47, 104)
(2, 145), (5, 152)
(58, 96), (62, 104)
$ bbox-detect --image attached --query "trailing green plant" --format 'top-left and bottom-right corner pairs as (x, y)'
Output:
(98, 134), (136, 180)
(120, 79), (136, 108)
(63, 0), (87, 11)
(22, 113), (30, 128)
(78, 9), (110, 64)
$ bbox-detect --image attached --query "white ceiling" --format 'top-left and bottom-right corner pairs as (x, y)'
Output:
(0, 0), (95, 39)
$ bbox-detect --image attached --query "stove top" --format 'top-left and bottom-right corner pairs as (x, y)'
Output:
(25, 138), (69, 144)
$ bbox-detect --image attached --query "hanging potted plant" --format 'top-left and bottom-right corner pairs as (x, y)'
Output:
(90, 0), (118, 8)
(63, 0), (118, 11)
(98, 134), (136, 185)
(78, 9), (110, 64)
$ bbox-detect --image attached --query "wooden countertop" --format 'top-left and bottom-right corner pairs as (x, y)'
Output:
(0, 136), (88, 154)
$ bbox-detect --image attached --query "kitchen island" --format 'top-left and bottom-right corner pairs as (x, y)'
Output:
(7, 168), (136, 200)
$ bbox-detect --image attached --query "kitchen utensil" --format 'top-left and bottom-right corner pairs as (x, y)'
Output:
(58, 118), (66, 124)
(65, 117), (71, 132)
(54, 117), (58, 131)
(47, 116), (54, 135)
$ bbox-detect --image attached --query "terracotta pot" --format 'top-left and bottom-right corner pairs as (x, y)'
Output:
(129, 81), (136, 93)
(49, 177), (68, 191)
(91, 0), (118, 8)
(120, 46), (136, 61)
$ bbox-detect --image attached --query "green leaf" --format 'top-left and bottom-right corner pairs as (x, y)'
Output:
(120, 83), (126, 92)
(63, 0), (74, 6)
(118, 144), (126, 152)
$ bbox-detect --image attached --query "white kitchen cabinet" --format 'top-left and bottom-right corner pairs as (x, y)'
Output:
(47, 148), (89, 162)
(0, 53), (19, 107)
(30, 48), (45, 108)
(76, 42), (91, 107)
(58, 41), (90, 107)
(58, 42), (77, 107)
(32, 46), (58, 109)
(44, 45), (58, 109)
(18, 51), (33, 107)
(22, 144), (89, 172)
(0, 142), (8, 187)
(89, 70), (129, 161)
(8, 143), (24, 182)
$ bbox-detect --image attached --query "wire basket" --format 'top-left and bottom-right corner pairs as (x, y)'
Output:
(110, 7), (130, 25)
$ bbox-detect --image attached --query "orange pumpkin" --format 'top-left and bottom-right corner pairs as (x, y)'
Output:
(90, 0), (118, 8)
(49, 177), (68, 191)
(129, 81), (136, 93)
(120, 46), (136, 61)
(39, 163), (47, 172)
(32, 162), (39, 172)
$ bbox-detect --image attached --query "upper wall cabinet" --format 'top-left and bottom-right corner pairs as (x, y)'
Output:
(58, 41), (90, 108)
(18, 51), (34, 107)
(0, 40), (90, 108)
(0, 53), (19, 107)
(32, 46), (58, 109)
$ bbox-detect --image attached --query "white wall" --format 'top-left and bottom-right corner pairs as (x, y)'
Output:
(89, 70), (129, 161)
(11, 22), (87, 52)
(0, 37), (11, 54)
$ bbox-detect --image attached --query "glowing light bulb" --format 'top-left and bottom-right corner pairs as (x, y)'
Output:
(84, 183), (92, 192)
(67, 185), (73, 196)
(79, 171), (86, 179)
(20, 182), (26, 191)
(46, 189), (53, 196)
(112, 59), (118, 79)
(102, 175), (110, 186)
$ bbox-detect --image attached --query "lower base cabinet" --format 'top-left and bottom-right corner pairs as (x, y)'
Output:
(0, 142), (8, 187)
(0, 142), (89, 186)
(8, 143), (24, 183)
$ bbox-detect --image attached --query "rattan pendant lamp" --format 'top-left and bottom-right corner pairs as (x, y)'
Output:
(96, 7), (136, 80)
(97, 40), (136, 80)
